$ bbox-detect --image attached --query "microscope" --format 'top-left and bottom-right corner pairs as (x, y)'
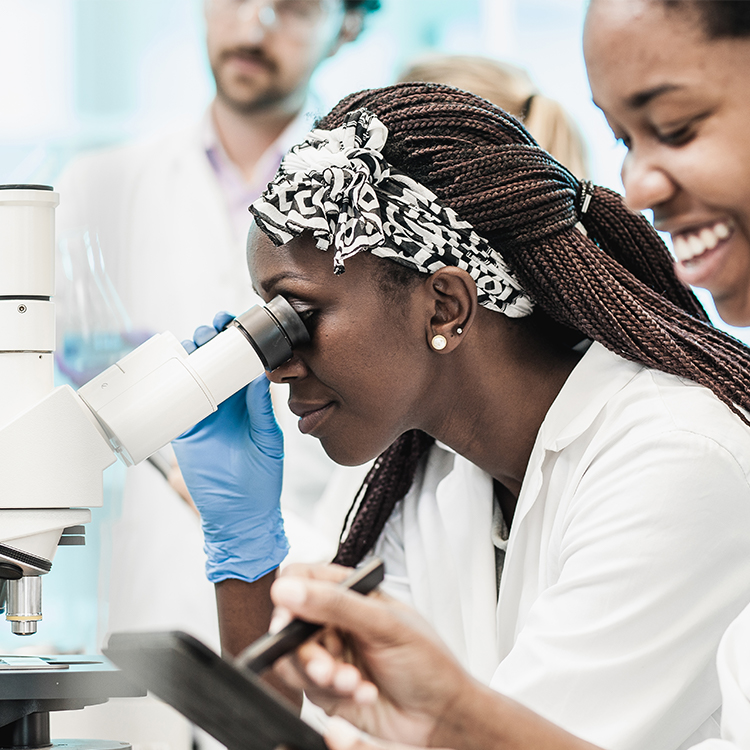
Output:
(0, 185), (309, 749)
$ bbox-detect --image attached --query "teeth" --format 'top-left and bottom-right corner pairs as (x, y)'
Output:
(715, 222), (730, 239)
(687, 235), (703, 254)
(699, 228), (718, 250)
(672, 221), (733, 263)
(673, 236), (692, 261)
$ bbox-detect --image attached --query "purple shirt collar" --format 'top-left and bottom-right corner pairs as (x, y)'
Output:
(203, 104), (319, 244)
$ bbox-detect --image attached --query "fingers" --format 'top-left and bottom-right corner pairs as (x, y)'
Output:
(244, 375), (283, 458)
(193, 324), (219, 347)
(273, 639), (378, 706)
(325, 718), (368, 750)
(280, 563), (354, 583)
(182, 312), (234, 354)
(270, 565), (352, 632)
(212, 310), (235, 330)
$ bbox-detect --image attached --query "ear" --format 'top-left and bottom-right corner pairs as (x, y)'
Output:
(327, 10), (364, 57)
(423, 267), (477, 353)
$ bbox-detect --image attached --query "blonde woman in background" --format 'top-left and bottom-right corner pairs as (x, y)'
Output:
(398, 54), (589, 179)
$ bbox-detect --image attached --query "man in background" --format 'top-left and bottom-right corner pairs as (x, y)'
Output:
(55, 0), (378, 719)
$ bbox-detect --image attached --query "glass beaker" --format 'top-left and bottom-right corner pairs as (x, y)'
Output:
(56, 228), (146, 386)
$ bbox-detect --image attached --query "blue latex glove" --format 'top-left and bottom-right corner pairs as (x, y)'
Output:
(172, 312), (288, 583)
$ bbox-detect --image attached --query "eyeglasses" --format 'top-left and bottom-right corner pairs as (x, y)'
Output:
(209, 0), (342, 33)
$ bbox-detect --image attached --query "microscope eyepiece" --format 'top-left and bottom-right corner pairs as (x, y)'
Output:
(232, 295), (310, 372)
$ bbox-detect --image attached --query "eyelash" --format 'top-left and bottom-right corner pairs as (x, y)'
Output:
(287, 300), (318, 329)
(657, 124), (695, 146)
(613, 114), (704, 152)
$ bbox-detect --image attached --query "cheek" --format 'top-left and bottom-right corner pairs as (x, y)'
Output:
(309, 329), (423, 462)
(272, 37), (326, 79)
(318, 303), (420, 380)
(675, 114), (750, 214)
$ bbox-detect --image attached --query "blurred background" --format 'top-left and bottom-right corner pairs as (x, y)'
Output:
(0, 0), (625, 192)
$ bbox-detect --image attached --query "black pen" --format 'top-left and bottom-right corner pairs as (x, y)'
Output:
(235, 558), (385, 675)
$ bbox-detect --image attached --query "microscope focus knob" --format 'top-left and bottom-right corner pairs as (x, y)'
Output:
(0, 562), (22, 580)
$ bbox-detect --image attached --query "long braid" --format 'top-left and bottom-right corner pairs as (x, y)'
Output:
(582, 187), (708, 319)
(314, 83), (750, 566)
(333, 430), (434, 567)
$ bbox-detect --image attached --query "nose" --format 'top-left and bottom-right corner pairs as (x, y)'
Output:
(620, 148), (676, 213)
(267, 352), (309, 383)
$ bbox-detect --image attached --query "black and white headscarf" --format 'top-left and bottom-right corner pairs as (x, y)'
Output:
(250, 108), (534, 318)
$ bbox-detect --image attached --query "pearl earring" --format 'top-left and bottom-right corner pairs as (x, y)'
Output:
(431, 334), (447, 351)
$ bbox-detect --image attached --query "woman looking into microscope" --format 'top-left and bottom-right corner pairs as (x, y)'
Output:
(172, 80), (750, 750)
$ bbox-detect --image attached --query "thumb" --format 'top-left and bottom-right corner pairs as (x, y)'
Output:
(245, 375), (283, 459)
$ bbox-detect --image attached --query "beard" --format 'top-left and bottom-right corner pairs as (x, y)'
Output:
(211, 47), (291, 114)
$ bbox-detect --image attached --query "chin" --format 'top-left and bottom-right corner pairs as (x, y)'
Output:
(714, 297), (750, 328)
(321, 444), (377, 468)
(318, 436), (385, 468)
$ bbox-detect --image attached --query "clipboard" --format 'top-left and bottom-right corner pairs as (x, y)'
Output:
(104, 630), (326, 750)
(103, 559), (385, 750)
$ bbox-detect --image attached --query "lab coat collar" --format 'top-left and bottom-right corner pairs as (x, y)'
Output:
(507, 342), (644, 539)
(536, 341), (644, 454)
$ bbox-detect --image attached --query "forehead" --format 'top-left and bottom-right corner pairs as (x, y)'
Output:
(583, 0), (709, 105)
(247, 227), (386, 298)
(248, 229), (327, 289)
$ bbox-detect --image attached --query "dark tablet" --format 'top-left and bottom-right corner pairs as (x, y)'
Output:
(103, 630), (326, 750)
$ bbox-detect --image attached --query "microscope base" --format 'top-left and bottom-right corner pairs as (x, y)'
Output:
(0, 655), (143, 750)
(0, 712), (131, 750)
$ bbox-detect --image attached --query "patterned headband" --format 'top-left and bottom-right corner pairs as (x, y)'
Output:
(250, 108), (534, 318)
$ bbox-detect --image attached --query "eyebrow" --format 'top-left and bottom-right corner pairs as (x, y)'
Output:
(626, 83), (682, 110)
(257, 271), (308, 293)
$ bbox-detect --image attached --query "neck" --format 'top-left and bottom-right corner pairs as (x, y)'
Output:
(211, 96), (302, 181)
(422, 317), (581, 508)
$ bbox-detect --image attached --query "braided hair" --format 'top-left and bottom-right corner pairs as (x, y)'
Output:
(307, 83), (750, 567)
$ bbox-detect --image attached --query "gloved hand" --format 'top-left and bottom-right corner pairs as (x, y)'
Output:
(172, 311), (288, 583)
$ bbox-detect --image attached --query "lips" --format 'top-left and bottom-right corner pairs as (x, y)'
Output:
(661, 217), (738, 290)
(289, 401), (335, 435)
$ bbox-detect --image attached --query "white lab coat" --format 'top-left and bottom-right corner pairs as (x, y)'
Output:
(373, 342), (750, 750)
(55, 119), (351, 650)
(692, 602), (750, 750)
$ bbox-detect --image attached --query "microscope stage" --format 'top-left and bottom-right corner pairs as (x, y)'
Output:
(0, 654), (144, 727)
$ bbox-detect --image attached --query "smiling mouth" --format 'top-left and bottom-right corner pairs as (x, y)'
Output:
(672, 220), (734, 267)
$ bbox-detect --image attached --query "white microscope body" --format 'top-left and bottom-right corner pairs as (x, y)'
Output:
(0, 185), (308, 636)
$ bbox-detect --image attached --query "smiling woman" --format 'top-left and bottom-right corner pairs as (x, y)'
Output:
(583, 0), (750, 326)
